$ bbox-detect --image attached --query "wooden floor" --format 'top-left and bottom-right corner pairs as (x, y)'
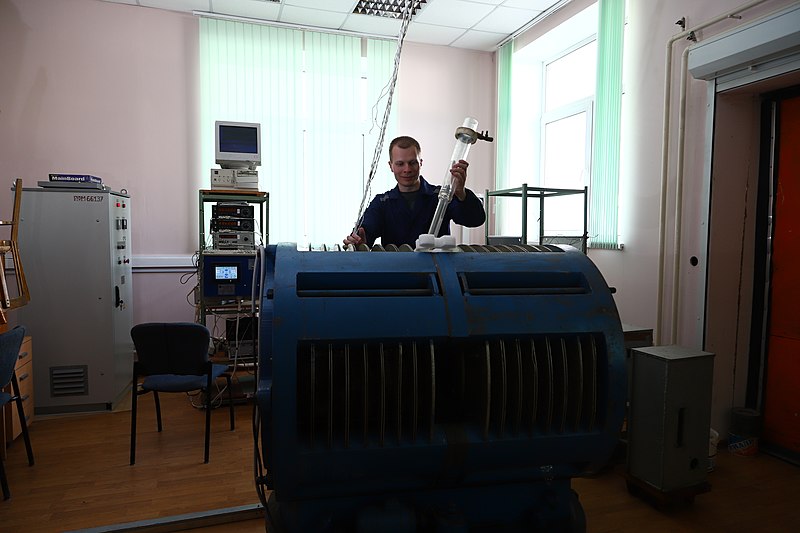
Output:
(2, 392), (799, 532)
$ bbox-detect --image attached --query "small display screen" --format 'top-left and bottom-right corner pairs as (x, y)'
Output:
(215, 265), (238, 281)
(219, 125), (258, 154)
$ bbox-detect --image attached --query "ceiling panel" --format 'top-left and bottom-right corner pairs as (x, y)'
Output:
(450, 28), (507, 50)
(100, 0), (565, 51)
(279, 4), (349, 28)
(503, 0), (557, 8)
(406, 22), (467, 47)
(474, 6), (541, 33)
(341, 13), (402, 38)
(138, 0), (210, 11)
(413, 0), (494, 29)
(212, 0), (282, 20)
(284, 0), (356, 10)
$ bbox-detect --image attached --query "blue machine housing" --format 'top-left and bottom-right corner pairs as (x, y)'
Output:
(256, 243), (626, 532)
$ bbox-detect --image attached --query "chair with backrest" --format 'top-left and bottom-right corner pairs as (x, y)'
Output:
(130, 322), (234, 465)
(0, 326), (34, 500)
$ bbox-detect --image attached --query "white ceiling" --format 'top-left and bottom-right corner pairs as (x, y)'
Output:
(100, 0), (563, 52)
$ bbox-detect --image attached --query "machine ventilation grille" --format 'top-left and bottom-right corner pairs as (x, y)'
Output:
(352, 0), (427, 19)
(50, 365), (89, 397)
(296, 334), (606, 449)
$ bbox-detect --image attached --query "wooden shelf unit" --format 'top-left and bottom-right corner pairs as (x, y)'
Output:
(1, 335), (33, 460)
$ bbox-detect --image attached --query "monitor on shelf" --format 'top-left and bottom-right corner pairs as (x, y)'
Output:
(215, 120), (261, 169)
(214, 264), (239, 282)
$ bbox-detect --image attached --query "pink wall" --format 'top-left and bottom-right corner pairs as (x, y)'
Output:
(578, 0), (798, 433)
(396, 42), (496, 245)
(1, 0), (201, 324)
(0, 0), (496, 327)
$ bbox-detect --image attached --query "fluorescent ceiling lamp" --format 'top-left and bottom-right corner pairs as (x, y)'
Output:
(353, 0), (427, 19)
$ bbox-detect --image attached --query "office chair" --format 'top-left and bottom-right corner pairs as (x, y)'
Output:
(130, 322), (234, 465)
(0, 326), (34, 500)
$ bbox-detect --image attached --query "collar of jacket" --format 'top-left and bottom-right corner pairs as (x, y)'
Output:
(386, 176), (439, 199)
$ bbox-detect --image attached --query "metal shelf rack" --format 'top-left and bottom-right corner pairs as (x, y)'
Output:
(484, 184), (588, 253)
(197, 189), (269, 325)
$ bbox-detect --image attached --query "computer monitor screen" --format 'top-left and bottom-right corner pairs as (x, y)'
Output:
(215, 121), (261, 169)
(215, 265), (238, 281)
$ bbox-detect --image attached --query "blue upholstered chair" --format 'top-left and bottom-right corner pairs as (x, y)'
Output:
(0, 326), (34, 500)
(130, 322), (234, 465)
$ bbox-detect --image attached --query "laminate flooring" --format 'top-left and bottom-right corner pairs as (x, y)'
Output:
(2, 392), (798, 532)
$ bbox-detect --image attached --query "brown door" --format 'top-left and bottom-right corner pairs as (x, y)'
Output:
(763, 93), (800, 455)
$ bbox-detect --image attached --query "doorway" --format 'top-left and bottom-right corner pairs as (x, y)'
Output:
(751, 88), (800, 463)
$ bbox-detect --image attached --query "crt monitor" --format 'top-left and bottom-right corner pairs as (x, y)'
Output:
(215, 120), (261, 169)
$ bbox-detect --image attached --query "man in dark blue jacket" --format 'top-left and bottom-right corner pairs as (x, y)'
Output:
(343, 136), (485, 248)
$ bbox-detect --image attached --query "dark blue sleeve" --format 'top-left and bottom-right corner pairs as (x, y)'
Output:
(447, 188), (486, 228)
(359, 195), (384, 246)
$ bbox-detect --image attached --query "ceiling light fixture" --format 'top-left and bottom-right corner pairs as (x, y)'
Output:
(353, 0), (427, 19)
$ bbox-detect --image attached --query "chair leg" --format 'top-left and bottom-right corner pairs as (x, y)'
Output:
(204, 370), (212, 464)
(154, 391), (162, 432)
(226, 374), (235, 431)
(1, 454), (9, 500)
(130, 381), (138, 465)
(11, 375), (34, 466)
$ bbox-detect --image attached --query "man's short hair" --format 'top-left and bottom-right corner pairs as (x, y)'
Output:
(388, 136), (421, 159)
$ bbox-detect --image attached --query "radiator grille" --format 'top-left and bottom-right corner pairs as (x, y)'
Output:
(297, 334), (607, 449)
(50, 365), (89, 397)
(297, 341), (436, 449)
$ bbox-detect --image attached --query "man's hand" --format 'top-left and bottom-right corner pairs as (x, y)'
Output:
(343, 227), (366, 246)
(450, 159), (469, 201)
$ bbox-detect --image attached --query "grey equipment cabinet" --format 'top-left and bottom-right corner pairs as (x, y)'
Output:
(626, 345), (714, 499)
(17, 186), (133, 414)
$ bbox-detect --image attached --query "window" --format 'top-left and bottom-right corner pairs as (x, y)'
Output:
(199, 19), (397, 248)
(499, 0), (623, 249)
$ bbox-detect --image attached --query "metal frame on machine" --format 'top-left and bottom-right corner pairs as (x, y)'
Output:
(484, 184), (589, 253)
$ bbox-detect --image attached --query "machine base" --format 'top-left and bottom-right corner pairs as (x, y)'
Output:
(624, 472), (711, 511)
(264, 481), (586, 533)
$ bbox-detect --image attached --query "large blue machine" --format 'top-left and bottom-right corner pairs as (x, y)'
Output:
(255, 243), (626, 532)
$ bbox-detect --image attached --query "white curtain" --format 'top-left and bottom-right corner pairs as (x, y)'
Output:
(199, 18), (397, 247)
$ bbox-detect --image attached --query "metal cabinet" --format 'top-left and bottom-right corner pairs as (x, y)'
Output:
(627, 345), (714, 493)
(17, 187), (133, 414)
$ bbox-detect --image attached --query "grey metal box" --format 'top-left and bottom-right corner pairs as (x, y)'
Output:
(17, 187), (134, 413)
(627, 345), (714, 492)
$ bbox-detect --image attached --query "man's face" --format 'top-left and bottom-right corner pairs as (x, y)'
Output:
(389, 145), (422, 191)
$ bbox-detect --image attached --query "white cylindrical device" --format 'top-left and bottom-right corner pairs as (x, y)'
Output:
(427, 117), (479, 236)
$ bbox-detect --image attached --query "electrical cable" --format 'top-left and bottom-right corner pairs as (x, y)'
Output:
(180, 251), (201, 309)
(250, 245), (274, 527)
(351, 0), (415, 236)
(252, 4), (418, 526)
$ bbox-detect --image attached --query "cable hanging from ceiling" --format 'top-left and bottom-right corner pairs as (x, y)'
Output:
(351, 0), (416, 237)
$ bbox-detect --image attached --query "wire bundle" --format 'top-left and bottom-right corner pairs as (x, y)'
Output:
(351, 0), (415, 236)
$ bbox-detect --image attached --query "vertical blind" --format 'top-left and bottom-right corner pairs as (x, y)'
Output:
(589, 0), (625, 249)
(494, 40), (514, 231)
(199, 18), (397, 247)
(495, 40), (514, 185)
